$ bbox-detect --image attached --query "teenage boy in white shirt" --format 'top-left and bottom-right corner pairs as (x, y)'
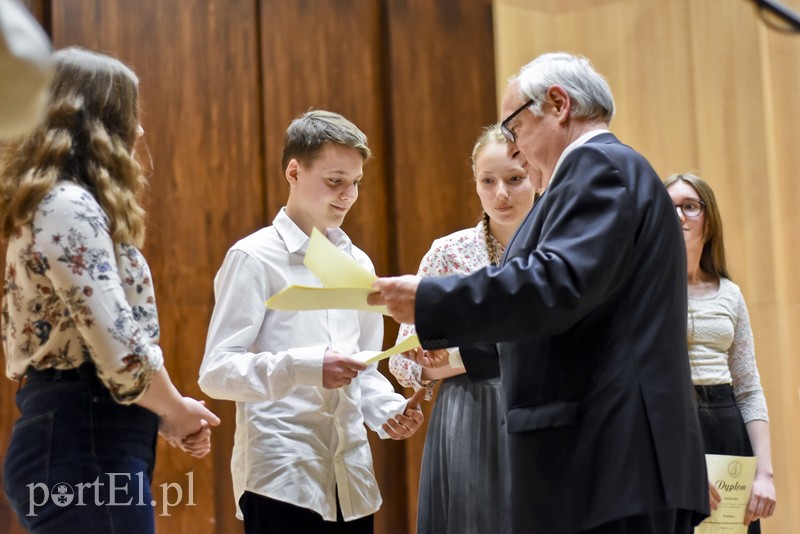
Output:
(199, 110), (425, 534)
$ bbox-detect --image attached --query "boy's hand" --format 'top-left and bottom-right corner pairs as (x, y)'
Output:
(382, 387), (426, 439)
(323, 350), (367, 389)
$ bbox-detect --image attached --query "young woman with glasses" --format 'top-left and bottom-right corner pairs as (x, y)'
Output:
(664, 173), (776, 533)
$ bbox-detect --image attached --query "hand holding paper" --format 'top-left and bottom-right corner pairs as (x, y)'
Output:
(696, 454), (758, 533)
(353, 335), (422, 365)
(368, 275), (421, 324)
(265, 228), (423, 364)
(323, 349), (367, 389)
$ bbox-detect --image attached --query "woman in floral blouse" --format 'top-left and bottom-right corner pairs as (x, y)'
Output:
(389, 125), (540, 534)
(0, 47), (219, 533)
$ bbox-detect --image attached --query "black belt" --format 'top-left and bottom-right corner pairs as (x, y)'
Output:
(694, 383), (736, 407)
(24, 362), (98, 381)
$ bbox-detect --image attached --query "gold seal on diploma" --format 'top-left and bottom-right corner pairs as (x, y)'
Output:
(727, 459), (742, 479)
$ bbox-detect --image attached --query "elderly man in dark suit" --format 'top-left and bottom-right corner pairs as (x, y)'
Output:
(368, 52), (709, 533)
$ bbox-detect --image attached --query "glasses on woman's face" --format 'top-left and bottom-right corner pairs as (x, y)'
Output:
(675, 200), (705, 218)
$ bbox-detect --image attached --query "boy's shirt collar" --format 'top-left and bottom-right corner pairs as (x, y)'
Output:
(273, 207), (353, 256)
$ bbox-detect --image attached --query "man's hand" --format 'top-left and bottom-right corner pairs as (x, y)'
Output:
(382, 387), (426, 440)
(323, 350), (367, 389)
(368, 275), (421, 324)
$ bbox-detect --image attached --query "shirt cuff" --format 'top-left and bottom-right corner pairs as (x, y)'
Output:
(375, 402), (407, 440)
(291, 345), (327, 388)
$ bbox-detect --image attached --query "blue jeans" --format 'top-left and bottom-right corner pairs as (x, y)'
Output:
(3, 363), (158, 533)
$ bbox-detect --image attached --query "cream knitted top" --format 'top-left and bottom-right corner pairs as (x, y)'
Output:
(688, 277), (768, 423)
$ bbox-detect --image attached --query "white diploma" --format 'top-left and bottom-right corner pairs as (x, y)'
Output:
(695, 454), (758, 534)
(265, 227), (389, 315)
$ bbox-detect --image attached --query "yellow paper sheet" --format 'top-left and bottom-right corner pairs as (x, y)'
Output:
(304, 227), (377, 288)
(265, 228), (418, 361)
(265, 228), (385, 314)
(355, 335), (421, 364)
(266, 285), (388, 315)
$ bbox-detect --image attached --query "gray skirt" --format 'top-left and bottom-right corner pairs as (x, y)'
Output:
(416, 374), (511, 534)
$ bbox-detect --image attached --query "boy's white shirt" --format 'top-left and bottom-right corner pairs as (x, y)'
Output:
(199, 207), (408, 521)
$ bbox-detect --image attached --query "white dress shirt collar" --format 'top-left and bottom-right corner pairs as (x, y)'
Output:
(549, 128), (610, 188)
(273, 207), (352, 255)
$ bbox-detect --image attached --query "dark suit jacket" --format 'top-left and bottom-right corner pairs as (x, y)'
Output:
(415, 133), (709, 533)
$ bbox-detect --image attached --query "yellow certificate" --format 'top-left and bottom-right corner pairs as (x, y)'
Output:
(695, 454), (757, 534)
(265, 227), (388, 314)
(266, 286), (389, 315)
(265, 228), (415, 358)
(303, 227), (377, 288)
(354, 335), (421, 364)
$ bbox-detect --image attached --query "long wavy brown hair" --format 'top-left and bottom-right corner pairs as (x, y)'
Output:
(664, 173), (730, 280)
(0, 47), (147, 246)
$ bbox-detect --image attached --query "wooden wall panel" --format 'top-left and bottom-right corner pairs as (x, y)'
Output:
(258, 2), (407, 532)
(1, 1), (498, 533)
(0, 1), (265, 533)
(494, 0), (800, 531)
(259, 2), (498, 532)
(5, 0), (800, 532)
(383, 0), (498, 530)
(260, 0), (391, 273)
(385, 0), (498, 276)
(755, 3), (800, 527)
(494, 0), (700, 178)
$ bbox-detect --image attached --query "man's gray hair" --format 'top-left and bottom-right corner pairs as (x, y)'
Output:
(515, 52), (615, 124)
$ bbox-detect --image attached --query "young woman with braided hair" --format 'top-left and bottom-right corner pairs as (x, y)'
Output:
(388, 124), (540, 534)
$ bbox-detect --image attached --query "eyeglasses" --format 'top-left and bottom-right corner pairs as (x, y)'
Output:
(674, 200), (705, 218)
(500, 99), (534, 143)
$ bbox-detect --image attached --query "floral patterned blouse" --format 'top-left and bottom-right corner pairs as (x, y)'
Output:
(2, 181), (164, 403)
(389, 221), (500, 399)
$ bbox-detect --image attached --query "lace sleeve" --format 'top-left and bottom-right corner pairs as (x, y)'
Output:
(728, 288), (768, 423)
